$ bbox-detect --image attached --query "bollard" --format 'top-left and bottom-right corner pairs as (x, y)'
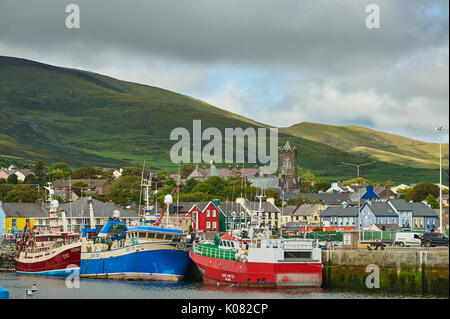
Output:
(0, 286), (9, 299)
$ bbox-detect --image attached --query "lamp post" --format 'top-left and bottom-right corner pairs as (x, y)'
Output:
(341, 161), (375, 242)
(435, 125), (445, 234)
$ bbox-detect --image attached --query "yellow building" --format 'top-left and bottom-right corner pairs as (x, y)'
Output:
(5, 217), (35, 234)
(1, 202), (46, 235)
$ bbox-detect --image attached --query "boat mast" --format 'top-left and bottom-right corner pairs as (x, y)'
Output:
(138, 160), (145, 220)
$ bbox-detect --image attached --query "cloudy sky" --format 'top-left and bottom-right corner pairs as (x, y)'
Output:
(0, 0), (448, 143)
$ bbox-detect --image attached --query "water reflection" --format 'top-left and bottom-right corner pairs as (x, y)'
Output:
(0, 273), (441, 299)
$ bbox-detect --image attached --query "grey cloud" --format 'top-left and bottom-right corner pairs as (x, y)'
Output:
(0, 0), (447, 71)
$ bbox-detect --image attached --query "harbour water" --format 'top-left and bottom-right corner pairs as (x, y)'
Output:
(0, 272), (441, 299)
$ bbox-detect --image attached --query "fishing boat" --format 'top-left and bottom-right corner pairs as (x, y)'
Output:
(80, 194), (192, 281)
(189, 195), (323, 288)
(16, 199), (81, 276)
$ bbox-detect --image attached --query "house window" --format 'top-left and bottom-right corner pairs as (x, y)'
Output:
(12, 219), (17, 229)
(212, 222), (217, 229)
(212, 210), (216, 217)
(206, 210), (210, 217)
(206, 221), (211, 229)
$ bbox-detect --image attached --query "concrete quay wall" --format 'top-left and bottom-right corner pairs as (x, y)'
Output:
(322, 249), (449, 296)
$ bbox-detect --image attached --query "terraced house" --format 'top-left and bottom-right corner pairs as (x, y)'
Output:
(320, 204), (359, 230)
(359, 201), (399, 229)
(387, 199), (438, 232)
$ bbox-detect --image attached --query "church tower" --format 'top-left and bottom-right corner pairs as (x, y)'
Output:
(278, 140), (298, 192)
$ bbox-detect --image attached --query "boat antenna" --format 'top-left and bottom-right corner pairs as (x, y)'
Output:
(177, 162), (180, 222)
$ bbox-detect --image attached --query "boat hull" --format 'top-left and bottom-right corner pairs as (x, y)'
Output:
(190, 251), (322, 288)
(81, 242), (191, 281)
(16, 243), (81, 277)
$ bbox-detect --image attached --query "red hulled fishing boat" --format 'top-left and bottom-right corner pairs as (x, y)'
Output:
(189, 196), (323, 288)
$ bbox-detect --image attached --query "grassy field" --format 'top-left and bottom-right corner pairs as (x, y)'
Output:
(281, 122), (449, 169)
(0, 56), (447, 185)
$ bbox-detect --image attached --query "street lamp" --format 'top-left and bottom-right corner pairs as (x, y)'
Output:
(435, 125), (446, 234)
(341, 161), (375, 242)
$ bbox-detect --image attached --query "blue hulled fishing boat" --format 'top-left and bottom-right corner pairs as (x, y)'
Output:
(80, 218), (192, 281)
(80, 192), (192, 282)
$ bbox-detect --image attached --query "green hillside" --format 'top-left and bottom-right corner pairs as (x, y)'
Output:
(0, 56), (446, 184)
(282, 122), (449, 169)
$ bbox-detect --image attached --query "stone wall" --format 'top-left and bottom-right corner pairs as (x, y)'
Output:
(322, 249), (449, 296)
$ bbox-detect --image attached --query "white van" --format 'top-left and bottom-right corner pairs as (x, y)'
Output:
(394, 232), (422, 247)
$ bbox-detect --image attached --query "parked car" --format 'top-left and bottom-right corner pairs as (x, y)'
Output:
(421, 232), (449, 247)
(394, 232), (422, 247)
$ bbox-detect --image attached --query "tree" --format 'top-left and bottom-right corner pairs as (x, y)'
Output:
(0, 178), (6, 185)
(409, 182), (440, 202)
(32, 160), (48, 186)
(293, 193), (319, 206)
(3, 185), (40, 203)
(312, 180), (331, 193)
(423, 194), (439, 209)
(71, 167), (101, 179)
(265, 189), (282, 206)
(49, 162), (71, 180)
(299, 168), (316, 191)
(0, 184), (15, 201)
(180, 164), (195, 179)
(121, 166), (143, 177)
(72, 181), (89, 197)
(7, 174), (18, 185)
(384, 180), (396, 187)
(108, 176), (141, 205)
(23, 174), (37, 185)
(342, 177), (372, 187)
(182, 178), (199, 193)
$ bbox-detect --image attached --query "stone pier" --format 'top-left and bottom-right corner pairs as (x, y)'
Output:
(322, 248), (449, 296)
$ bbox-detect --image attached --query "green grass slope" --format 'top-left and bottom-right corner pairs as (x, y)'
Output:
(0, 56), (446, 184)
(282, 122), (449, 169)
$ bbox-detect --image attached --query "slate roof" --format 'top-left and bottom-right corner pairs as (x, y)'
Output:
(243, 201), (281, 213)
(292, 204), (321, 216)
(59, 197), (138, 218)
(1, 203), (48, 218)
(281, 205), (297, 216)
(170, 202), (212, 214)
(219, 202), (251, 218)
(388, 199), (412, 211)
(409, 202), (437, 217)
(320, 206), (359, 217)
(365, 201), (398, 216)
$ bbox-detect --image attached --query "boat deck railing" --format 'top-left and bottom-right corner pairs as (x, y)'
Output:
(193, 243), (237, 261)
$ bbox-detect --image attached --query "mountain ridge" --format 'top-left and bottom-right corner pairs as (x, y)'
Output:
(0, 56), (447, 184)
